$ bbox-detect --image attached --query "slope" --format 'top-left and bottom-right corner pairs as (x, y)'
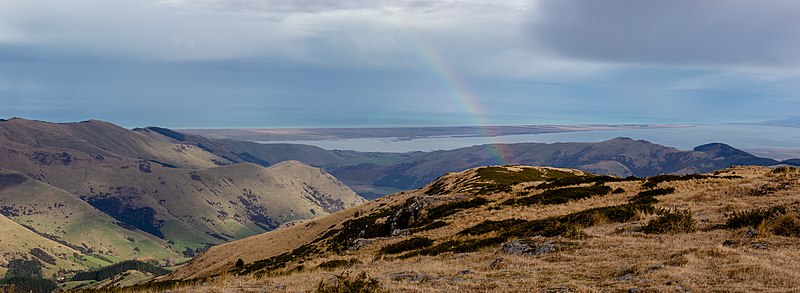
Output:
(0, 213), (83, 277)
(155, 165), (800, 292)
(0, 169), (179, 270)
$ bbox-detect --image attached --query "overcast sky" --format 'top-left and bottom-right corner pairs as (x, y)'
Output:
(1, 0), (799, 128)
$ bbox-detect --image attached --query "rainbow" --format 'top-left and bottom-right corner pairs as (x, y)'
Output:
(403, 30), (512, 165)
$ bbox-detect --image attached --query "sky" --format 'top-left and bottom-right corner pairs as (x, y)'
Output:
(1, 0), (799, 128)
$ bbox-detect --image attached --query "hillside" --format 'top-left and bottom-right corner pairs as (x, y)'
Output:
(335, 138), (781, 192)
(0, 118), (365, 282)
(0, 169), (177, 277)
(149, 165), (800, 292)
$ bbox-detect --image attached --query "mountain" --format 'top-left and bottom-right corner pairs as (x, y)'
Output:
(781, 159), (800, 166)
(156, 165), (800, 292)
(141, 126), (791, 198)
(91, 121), (788, 198)
(0, 118), (365, 277)
(332, 138), (781, 192)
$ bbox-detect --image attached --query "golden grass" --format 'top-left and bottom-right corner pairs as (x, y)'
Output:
(157, 165), (800, 292)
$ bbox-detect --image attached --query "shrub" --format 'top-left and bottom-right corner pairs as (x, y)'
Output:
(771, 166), (795, 174)
(316, 272), (382, 293)
(414, 221), (448, 232)
(318, 259), (360, 270)
(769, 214), (800, 237)
(504, 185), (612, 206)
(532, 175), (637, 190)
(425, 198), (488, 221)
(642, 210), (696, 234)
(459, 219), (526, 236)
(71, 260), (170, 282)
(612, 187), (625, 194)
(642, 174), (739, 189)
(380, 237), (434, 255)
(726, 206), (787, 229)
(0, 277), (57, 293)
(471, 167), (577, 194)
(628, 187), (675, 205)
(404, 237), (506, 258)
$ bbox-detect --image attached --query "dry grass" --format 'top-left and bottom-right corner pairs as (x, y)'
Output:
(154, 165), (800, 292)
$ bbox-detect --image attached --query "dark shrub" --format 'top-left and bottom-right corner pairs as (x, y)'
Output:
(504, 185), (612, 206)
(72, 260), (170, 282)
(380, 237), (434, 255)
(770, 214), (800, 237)
(726, 206), (787, 229)
(318, 259), (360, 270)
(642, 210), (696, 234)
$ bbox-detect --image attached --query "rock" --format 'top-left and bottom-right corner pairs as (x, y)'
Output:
(722, 240), (736, 247)
(388, 272), (430, 283)
(489, 258), (504, 269)
(746, 227), (758, 238)
(628, 288), (643, 293)
(675, 285), (691, 292)
(502, 237), (562, 256)
(458, 269), (472, 275)
(541, 287), (571, 293)
(751, 243), (768, 250)
(348, 238), (375, 250)
(617, 273), (637, 282)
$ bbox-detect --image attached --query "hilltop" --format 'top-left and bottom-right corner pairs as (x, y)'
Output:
(146, 164), (800, 292)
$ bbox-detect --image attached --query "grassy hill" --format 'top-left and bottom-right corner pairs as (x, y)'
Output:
(0, 169), (178, 276)
(0, 118), (366, 287)
(143, 165), (800, 292)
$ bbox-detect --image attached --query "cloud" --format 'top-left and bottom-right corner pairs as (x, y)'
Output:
(528, 0), (800, 67)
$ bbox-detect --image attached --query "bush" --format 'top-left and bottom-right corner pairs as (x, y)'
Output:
(769, 214), (800, 237)
(726, 206), (787, 229)
(504, 185), (612, 206)
(380, 237), (434, 255)
(404, 237), (506, 258)
(628, 187), (675, 205)
(0, 276), (57, 293)
(532, 175), (637, 190)
(318, 259), (360, 270)
(470, 167), (577, 194)
(425, 198), (488, 221)
(316, 272), (382, 293)
(71, 259), (170, 282)
(642, 210), (696, 234)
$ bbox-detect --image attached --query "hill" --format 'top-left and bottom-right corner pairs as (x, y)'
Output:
(0, 118), (365, 281)
(0, 169), (177, 277)
(150, 165), (800, 292)
(332, 137), (781, 192)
